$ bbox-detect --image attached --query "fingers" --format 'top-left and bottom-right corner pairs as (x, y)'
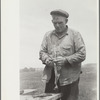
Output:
(57, 62), (63, 66)
(53, 59), (63, 63)
(54, 61), (63, 66)
(53, 57), (65, 66)
(49, 57), (65, 66)
(53, 58), (62, 62)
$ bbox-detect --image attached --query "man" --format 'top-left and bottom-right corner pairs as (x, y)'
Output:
(39, 9), (86, 100)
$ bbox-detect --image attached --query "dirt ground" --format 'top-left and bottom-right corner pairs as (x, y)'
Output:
(20, 64), (97, 100)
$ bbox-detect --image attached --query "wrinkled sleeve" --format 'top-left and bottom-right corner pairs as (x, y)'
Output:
(39, 33), (50, 64)
(66, 32), (86, 65)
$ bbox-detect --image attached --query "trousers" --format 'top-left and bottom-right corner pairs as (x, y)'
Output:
(45, 68), (79, 100)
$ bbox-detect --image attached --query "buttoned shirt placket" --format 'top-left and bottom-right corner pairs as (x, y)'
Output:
(53, 31), (68, 89)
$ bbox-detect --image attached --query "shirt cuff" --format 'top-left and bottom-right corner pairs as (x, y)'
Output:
(65, 56), (73, 65)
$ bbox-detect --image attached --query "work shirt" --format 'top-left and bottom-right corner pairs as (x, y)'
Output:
(39, 27), (86, 86)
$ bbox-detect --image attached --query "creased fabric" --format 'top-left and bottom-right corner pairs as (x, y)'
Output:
(39, 27), (86, 86)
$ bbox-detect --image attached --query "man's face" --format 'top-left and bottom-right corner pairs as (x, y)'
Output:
(52, 15), (67, 33)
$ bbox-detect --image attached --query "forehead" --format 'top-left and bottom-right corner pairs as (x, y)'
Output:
(52, 15), (66, 22)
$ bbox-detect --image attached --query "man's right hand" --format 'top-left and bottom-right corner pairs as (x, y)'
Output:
(45, 58), (54, 67)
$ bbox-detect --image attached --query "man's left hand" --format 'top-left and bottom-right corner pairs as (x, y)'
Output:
(53, 56), (67, 66)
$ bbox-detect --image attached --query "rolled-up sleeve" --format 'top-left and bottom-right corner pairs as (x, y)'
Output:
(66, 32), (86, 65)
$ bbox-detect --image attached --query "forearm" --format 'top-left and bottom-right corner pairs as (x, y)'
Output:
(39, 51), (49, 64)
(64, 32), (86, 65)
(65, 47), (86, 65)
(39, 50), (54, 66)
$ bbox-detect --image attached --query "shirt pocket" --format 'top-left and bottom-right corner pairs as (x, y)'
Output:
(61, 45), (72, 56)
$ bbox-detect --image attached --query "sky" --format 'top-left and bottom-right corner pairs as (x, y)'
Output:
(20, 0), (98, 68)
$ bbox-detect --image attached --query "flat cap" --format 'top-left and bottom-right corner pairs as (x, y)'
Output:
(50, 9), (69, 18)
